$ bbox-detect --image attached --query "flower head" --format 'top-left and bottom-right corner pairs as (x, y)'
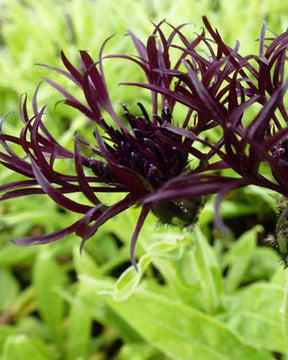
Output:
(148, 18), (288, 262)
(5, 17), (288, 266)
(0, 19), (235, 266)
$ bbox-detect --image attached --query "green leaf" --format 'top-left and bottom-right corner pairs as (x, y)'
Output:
(80, 276), (273, 360)
(0, 267), (19, 311)
(33, 251), (64, 344)
(73, 246), (99, 277)
(0, 245), (36, 267)
(280, 272), (288, 353)
(170, 227), (222, 313)
(191, 227), (222, 313)
(113, 235), (185, 301)
(3, 335), (50, 360)
(64, 290), (92, 360)
(114, 266), (142, 301)
(116, 343), (163, 360)
(223, 226), (261, 293)
(0, 326), (15, 355)
(60, 278), (141, 343)
(15, 316), (50, 342)
(223, 282), (286, 352)
(271, 266), (287, 286)
(242, 247), (278, 282)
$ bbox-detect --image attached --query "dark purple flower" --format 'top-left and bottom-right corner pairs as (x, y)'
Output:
(0, 20), (238, 267)
(145, 18), (288, 262)
(7, 17), (288, 266)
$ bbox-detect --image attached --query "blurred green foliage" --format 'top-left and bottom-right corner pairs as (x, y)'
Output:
(1, 0), (288, 359)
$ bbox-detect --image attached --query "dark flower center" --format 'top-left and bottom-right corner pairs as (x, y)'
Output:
(85, 105), (204, 226)
(90, 105), (188, 189)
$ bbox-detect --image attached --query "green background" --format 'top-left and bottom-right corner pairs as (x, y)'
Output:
(0, 1), (288, 359)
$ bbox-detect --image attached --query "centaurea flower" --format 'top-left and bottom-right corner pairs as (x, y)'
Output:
(148, 18), (288, 264)
(0, 20), (236, 266)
